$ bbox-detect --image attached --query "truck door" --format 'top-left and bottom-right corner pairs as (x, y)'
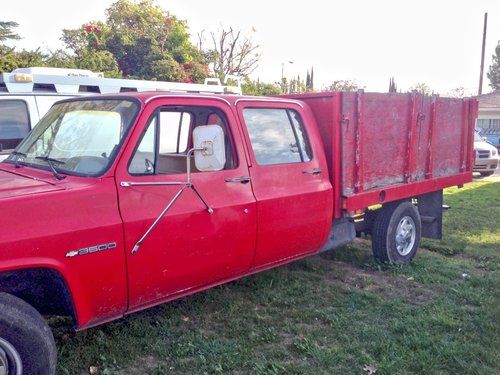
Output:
(236, 101), (333, 267)
(115, 98), (257, 309)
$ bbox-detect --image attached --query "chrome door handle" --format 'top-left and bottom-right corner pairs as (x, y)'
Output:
(225, 176), (251, 184)
(303, 168), (322, 175)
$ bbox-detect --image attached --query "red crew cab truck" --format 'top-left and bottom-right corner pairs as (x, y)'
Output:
(0, 91), (477, 374)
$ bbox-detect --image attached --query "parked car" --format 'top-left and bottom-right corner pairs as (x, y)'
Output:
(474, 131), (499, 176)
(0, 91), (477, 374)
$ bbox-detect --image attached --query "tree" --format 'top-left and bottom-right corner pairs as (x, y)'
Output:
(389, 77), (397, 93)
(447, 87), (466, 98)
(0, 21), (20, 44)
(487, 40), (500, 91)
(409, 82), (434, 96)
(242, 78), (281, 96)
(310, 67), (314, 90)
(322, 80), (363, 92)
(306, 66), (314, 92)
(202, 26), (261, 79)
(61, 0), (208, 81)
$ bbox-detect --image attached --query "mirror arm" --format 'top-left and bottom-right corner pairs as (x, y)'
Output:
(186, 146), (205, 184)
(121, 146), (212, 255)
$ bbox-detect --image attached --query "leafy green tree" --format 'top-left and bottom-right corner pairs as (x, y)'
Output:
(44, 50), (76, 69)
(0, 46), (20, 72)
(0, 21), (20, 44)
(62, 0), (207, 81)
(323, 80), (363, 92)
(409, 82), (435, 96)
(242, 78), (281, 96)
(487, 41), (500, 91)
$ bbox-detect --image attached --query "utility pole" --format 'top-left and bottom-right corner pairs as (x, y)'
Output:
(478, 12), (488, 96)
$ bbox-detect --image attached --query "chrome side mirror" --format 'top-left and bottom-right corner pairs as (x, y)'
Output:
(192, 125), (226, 172)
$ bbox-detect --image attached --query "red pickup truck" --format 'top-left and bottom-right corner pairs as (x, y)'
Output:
(0, 91), (477, 374)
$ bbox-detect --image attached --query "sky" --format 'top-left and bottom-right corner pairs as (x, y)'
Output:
(3, 0), (500, 95)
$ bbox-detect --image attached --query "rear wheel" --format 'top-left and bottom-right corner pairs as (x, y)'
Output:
(0, 293), (56, 375)
(371, 201), (421, 264)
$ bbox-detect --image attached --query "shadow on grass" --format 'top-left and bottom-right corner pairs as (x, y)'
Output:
(420, 181), (499, 257)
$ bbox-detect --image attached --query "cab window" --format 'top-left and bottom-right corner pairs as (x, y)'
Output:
(242, 108), (312, 165)
(129, 106), (236, 175)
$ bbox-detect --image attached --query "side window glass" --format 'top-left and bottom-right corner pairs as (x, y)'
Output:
(0, 100), (30, 152)
(129, 117), (156, 174)
(242, 108), (312, 165)
(158, 112), (191, 154)
(129, 107), (235, 175)
(289, 110), (312, 162)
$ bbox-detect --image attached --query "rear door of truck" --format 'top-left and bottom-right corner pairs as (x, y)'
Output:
(236, 100), (333, 267)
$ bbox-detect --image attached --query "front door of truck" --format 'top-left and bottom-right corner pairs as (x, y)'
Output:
(116, 98), (257, 309)
(236, 101), (333, 267)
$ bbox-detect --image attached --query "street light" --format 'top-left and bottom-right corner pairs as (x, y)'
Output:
(281, 60), (294, 82)
(281, 61), (294, 93)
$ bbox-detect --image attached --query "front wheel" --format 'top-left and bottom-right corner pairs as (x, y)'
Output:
(371, 201), (421, 264)
(0, 293), (56, 375)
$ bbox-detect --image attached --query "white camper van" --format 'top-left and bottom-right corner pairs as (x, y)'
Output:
(0, 67), (240, 159)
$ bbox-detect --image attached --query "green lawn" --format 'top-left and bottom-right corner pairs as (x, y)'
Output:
(52, 180), (500, 374)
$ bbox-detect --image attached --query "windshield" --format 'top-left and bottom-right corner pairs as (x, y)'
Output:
(6, 99), (139, 176)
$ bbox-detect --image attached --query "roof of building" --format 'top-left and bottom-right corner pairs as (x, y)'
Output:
(477, 91), (500, 108)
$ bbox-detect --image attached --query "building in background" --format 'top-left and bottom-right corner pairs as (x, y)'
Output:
(476, 91), (500, 148)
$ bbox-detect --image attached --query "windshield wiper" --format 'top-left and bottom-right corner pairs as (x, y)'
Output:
(11, 151), (27, 168)
(35, 156), (66, 180)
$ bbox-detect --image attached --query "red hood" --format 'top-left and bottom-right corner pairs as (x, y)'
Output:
(0, 168), (64, 199)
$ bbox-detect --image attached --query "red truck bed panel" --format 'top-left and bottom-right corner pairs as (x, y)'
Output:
(284, 92), (477, 216)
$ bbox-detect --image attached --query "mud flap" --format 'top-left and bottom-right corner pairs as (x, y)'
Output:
(320, 218), (356, 252)
(417, 190), (443, 239)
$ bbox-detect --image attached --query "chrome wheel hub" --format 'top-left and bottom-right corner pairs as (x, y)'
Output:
(395, 216), (416, 256)
(0, 338), (22, 375)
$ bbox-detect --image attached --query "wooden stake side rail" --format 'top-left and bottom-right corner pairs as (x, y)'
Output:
(282, 91), (477, 217)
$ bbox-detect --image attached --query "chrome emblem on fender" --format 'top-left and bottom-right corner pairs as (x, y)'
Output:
(65, 242), (117, 258)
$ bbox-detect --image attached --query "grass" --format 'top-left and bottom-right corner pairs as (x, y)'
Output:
(52, 179), (500, 374)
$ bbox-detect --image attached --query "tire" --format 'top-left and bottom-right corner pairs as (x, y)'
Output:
(479, 171), (494, 177)
(371, 201), (421, 264)
(0, 293), (56, 375)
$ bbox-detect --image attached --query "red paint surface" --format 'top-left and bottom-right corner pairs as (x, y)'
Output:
(0, 91), (476, 329)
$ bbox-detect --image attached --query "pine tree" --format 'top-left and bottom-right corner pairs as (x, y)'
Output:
(0, 21), (21, 44)
(310, 66), (314, 90)
(389, 77), (397, 93)
(487, 41), (500, 91)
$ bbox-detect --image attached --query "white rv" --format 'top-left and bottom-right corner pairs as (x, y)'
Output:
(0, 67), (240, 159)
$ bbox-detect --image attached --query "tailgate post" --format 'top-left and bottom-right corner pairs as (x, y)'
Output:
(354, 90), (365, 193)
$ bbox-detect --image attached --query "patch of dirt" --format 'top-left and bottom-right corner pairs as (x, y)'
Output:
(119, 355), (159, 374)
(309, 257), (438, 304)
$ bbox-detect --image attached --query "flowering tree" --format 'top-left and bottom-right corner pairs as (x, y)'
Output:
(61, 0), (208, 82)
